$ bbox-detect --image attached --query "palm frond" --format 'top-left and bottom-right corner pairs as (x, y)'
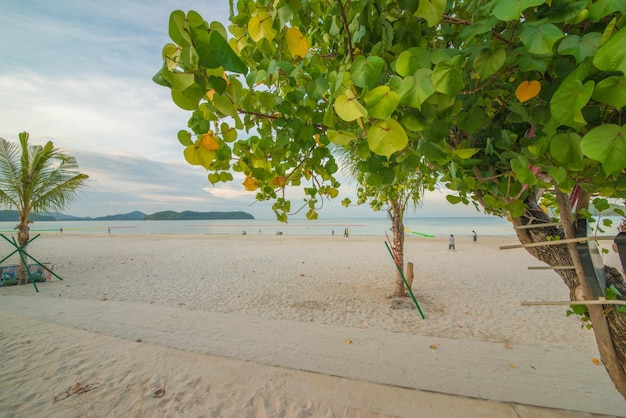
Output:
(0, 132), (89, 217)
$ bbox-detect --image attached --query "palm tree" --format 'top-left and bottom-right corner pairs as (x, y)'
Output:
(0, 132), (89, 284)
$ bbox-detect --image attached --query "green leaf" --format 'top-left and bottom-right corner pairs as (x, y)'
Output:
(589, 0), (626, 21)
(592, 76), (626, 109)
(431, 60), (464, 96)
(169, 11), (191, 47)
(334, 92), (368, 121)
(178, 130), (193, 146)
(581, 124), (626, 175)
(550, 79), (594, 126)
(557, 33), (602, 64)
(483, 194), (506, 209)
(473, 47), (506, 79)
(417, 139), (449, 163)
(415, 0), (446, 27)
(171, 85), (206, 111)
(395, 47), (431, 77)
(520, 22), (564, 55)
(363, 86), (400, 119)
(327, 130), (357, 146)
(446, 195), (464, 204)
(184, 145), (215, 169)
(367, 119), (408, 158)
(456, 107), (485, 133)
(548, 166), (568, 185)
(401, 111), (429, 131)
(453, 148), (479, 159)
(461, 17), (499, 42)
(493, 0), (546, 21)
(549, 132), (584, 171)
(307, 76), (329, 100)
(351, 56), (385, 89)
(511, 157), (538, 185)
(593, 27), (626, 74)
(220, 123), (238, 142)
(209, 31), (248, 74)
(212, 94), (238, 118)
(395, 70), (436, 109)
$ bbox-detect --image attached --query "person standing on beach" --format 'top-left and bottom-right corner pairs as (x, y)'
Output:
(472, 230), (477, 243)
(448, 234), (455, 251)
(344, 228), (349, 238)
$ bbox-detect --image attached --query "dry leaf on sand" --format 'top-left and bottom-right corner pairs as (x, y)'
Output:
(53, 382), (99, 403)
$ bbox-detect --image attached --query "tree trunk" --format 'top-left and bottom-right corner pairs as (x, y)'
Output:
(16, 217), (30, 285)
(512, 196), (626, 400)
(390, 200), (406, 297)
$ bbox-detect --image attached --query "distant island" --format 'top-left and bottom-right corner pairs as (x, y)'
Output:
(0, 210), (254, 222)
(145, 211), (254, 221)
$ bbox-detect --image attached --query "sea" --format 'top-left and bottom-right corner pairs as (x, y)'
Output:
(0, 216), (622, 238)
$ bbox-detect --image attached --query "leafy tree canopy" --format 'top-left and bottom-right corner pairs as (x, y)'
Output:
(154, 0), (626, 221)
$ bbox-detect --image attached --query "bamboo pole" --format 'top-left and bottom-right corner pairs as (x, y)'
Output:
(528, 266), (575, 270)
(500, 235), (614, 250)
(522, 299), (626, 307)
(514, 222), (562, 229)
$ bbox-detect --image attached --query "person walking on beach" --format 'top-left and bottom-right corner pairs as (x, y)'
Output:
(344, 228), (349, 238)
(472, 230), (477, 243)
(448, 234), (455, 251)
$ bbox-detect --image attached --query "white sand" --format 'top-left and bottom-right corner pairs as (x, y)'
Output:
(0, 233), (624, 417)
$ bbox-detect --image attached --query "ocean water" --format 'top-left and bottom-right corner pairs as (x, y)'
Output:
(0, 216), (621, 238)
(0, 216), (516, 238)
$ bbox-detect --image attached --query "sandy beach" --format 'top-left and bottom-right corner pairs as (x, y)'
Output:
(0, 233), (624, 417)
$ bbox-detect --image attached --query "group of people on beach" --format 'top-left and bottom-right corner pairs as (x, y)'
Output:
(448, 230), (477, 251)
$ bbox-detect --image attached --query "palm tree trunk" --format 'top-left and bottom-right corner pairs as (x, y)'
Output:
(16, 218), (30, 285)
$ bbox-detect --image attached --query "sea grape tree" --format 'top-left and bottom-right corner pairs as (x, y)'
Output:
(154, 0), (626, 397)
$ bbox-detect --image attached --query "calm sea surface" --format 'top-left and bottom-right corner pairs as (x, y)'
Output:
(1, 216), (621, 238)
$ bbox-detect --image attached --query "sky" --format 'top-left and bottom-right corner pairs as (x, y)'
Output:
(0, 0), (485, 220)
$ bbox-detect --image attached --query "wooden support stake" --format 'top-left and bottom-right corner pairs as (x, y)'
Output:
(500, 235), (614, 250)
(514, 222), (562, 230)
(528, 266), (575, 270)
(522, 298), (626, 307)
(406, 262), (414, 289)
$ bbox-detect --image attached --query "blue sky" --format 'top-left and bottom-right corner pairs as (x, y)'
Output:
(0, 0), (484, 219)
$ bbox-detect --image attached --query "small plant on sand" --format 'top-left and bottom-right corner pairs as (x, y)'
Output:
(0, 132), (88, 284)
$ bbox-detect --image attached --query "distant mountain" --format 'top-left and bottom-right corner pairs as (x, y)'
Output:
(48, 212), (91, 221)
(145, 211), (254, 220)
(0, 210), (56, 222)
(1, 209), (253, 222)
(94, 211), (147, 221)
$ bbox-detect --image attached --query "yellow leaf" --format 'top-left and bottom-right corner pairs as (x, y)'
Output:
(592, 358), (601, 365)
(345, 339), (352, 344)
(201, 131), (220, 151)
(429, 344), (439, 350)
(314, 134), (324, 147)
(503, 344), (512, 350)
(334, 93), (368, 122)
(271, 176), (285, 187)
(206, 89), (216, 101)
(248, 12), (276, 42)
(515, 80), (541, 103)
(508, 363), (516, 369)
(286, 27), (308, 57)
(243, 174), (259, 191)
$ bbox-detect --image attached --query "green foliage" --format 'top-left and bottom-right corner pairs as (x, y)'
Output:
(566, 303), (593, 330)
(155, 1), (626, 221)
(606, 285), (626, 315)
(0, 132), (89, 238)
